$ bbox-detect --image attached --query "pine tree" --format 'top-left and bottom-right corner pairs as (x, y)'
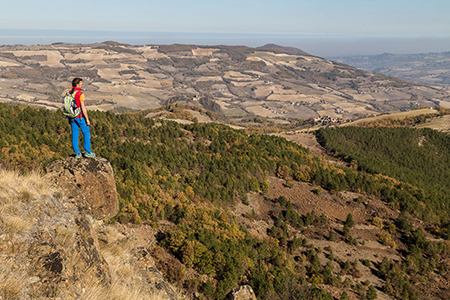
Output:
(366, 285), (378, 300)
(345, 213), (354, 228)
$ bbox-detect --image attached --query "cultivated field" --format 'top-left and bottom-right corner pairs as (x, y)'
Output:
(1, 42), (449, 123)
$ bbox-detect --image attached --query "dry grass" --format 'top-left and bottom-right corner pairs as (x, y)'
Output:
(78, 280), (170, 300)
(1, 214), (33, 234)
(7, 50), (65, 67)
(0, 168), (54, 200)
(98, 227), (177, 300)
(0, 169), (53, 236)
(53, 224), (77, 249)
(0, 266), (28, 299)
(415, 114), (450, 132)
(341, 108), (439, 126)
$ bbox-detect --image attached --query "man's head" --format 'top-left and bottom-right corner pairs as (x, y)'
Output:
(72, 77), (83, 88)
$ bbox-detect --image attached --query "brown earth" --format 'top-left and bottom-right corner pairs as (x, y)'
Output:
(272, 131), (324, 157)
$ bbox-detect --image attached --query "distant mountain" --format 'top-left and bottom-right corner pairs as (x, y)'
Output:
(332, 51), (450, 86)
(0, 42), (449, 122)
(256, 43), (311, 56)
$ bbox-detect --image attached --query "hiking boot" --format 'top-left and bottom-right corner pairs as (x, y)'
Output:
(84, 152), (96, 158)
(75, 153), (82, 159)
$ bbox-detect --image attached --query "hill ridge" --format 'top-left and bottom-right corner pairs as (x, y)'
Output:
(1, 42), (449, 124)
(256, 43), (311, 56)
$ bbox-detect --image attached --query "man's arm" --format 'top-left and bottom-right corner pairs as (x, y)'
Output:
(80, 101), (90, 126)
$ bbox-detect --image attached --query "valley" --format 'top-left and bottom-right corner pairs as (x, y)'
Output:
(333, 52), (450, 87)
(1, 42), (450, 300)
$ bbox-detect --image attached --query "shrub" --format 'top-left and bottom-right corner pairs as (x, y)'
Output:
(285, 180), (294, 188)
(313, 187), (323, 195)
(372, 217), (383, 228)
(361, 259), (371, 268)
(156, 256), (185, 283)
(366, 285), (378, 300)
(378, 232), (392, 246)
(329, 230), (335, 241)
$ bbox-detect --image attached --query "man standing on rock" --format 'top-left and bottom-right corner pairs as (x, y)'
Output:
(69, 78), (95, 158)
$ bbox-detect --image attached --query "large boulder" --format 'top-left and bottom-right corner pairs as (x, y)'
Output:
(45, 156), (119, 220)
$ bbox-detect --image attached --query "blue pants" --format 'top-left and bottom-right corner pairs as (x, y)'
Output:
(70, 117), (92, 154)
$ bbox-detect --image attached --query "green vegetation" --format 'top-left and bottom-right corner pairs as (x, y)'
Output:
(316, 126), (450, 224)
(316, 126), (450, 299)
(171, 57), (210, 69)
(157, 44), (197, 54)
(348, 108), (449, 128)
(216, 45), (253, 63)
(0, 103), (326, 299)
(2, 103), (450, 299)
(94, 42), (142, 55)
(118, 69), (139, 76)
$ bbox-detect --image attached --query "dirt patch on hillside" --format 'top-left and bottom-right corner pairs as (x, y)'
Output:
(265, 177), (400, 225)
(272, 132), (324, 157)
(234, 176), (403, 246)
(416, 114), (450, 132)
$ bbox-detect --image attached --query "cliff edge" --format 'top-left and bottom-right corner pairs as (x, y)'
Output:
(45, 156), (119, 220)
(0, 161), (178, 299)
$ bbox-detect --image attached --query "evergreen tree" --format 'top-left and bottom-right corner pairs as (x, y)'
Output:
(345, 213), (354, 228)
(366, 285), (377, 300)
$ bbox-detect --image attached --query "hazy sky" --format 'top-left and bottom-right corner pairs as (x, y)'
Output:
(1, 0), (450, 56)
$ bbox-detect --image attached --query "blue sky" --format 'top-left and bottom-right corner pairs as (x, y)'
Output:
(1, 0), (450, 56)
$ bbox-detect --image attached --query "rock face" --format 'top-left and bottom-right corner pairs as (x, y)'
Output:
(145, 266), (178, 300)
(73, 207), (112, 284)
(45, 156), (119, 219)
(0, 166), (178, 299)
(227, 285), (258, 300)
(36, 207), (112, 297)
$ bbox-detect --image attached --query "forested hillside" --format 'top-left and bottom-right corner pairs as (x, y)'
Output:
(316, 127), (450, 225)
(1, 103), (450, 299)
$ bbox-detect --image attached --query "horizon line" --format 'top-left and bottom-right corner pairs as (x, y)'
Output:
(2, 28), (450, 39)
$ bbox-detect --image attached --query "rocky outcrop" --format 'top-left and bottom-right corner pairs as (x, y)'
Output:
(73, 208), (112, 284)
(145, 266), (178, 300)
(35, 207), (112, 297)
(0, 168), (177, 299)
(227, 285), (258, 300)
(45, 156), (119, 220)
